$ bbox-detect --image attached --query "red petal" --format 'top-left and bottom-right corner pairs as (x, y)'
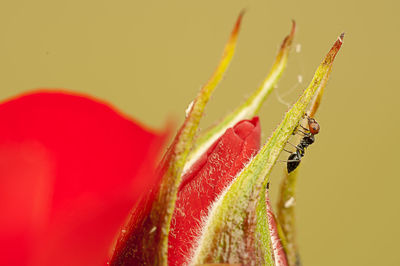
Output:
(266, 190), (288, 266)
(0, 91), (166, 266)
(168, 117), (261, 266)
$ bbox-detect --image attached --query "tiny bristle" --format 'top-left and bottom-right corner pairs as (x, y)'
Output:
(339, 32), (345, 42)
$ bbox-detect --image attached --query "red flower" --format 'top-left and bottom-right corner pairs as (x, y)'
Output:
(0, 15), (343, 266)
(0, 92), (167, 266)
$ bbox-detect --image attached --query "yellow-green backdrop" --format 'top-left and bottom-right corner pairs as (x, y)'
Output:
(0, 1), (398, 265)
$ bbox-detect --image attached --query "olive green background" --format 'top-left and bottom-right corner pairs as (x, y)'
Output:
(0, 1), (398, 265)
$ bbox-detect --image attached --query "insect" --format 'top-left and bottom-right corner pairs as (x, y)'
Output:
(286, 115), (320, 173)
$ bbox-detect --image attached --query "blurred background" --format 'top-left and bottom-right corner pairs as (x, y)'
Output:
(0, 0), (398, 265)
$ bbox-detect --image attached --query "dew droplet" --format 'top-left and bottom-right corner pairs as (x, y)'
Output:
(295, 43), (301, 53)
(284, 197), (295, 208)
(297, 75), (303, 84)
(185, 100), (194, 117)
(150, 226), (157, 234)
